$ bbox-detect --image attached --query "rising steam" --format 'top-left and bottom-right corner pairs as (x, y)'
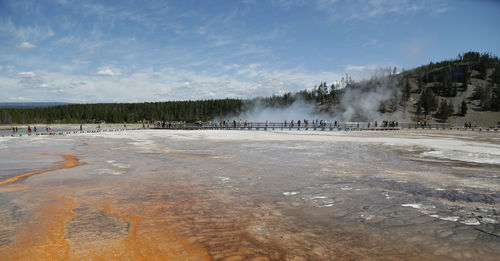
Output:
(234, 98), (330, 122)
(226, 68), (407, 123)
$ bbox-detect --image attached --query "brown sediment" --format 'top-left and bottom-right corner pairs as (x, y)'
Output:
(109, 201), (210, 260)
(63, 197), (213, 260)
(0, 155), (82, 186)
(0, 185), (28, 193)
(59, 182), (287, 261)
(1, 195), (79, 261)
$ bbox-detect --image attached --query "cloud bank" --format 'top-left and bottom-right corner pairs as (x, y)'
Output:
(16, 41), (36, 49)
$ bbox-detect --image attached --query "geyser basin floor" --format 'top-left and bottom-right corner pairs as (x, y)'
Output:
(0, 129), (499, 260)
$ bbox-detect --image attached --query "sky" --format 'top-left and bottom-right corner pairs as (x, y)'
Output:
(1, 0), (499, 103)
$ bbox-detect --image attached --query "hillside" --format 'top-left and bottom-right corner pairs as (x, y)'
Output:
(393, 51), (500, 127)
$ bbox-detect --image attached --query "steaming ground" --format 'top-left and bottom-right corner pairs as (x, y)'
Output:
(0, 129), (499, 260)
(236, 72), (408, 123)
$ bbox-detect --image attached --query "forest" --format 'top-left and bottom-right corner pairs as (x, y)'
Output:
(0, 99), (243, 124)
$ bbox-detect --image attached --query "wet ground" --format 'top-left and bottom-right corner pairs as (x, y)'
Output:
(0, 129), (499, 260)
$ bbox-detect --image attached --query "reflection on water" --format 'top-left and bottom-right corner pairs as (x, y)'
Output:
(0, 129), (499, 260)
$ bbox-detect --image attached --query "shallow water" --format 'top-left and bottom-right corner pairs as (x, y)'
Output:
(0, 129), (499, 260)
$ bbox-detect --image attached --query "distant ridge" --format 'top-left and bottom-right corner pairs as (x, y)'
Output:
(0, 102), (71, 109)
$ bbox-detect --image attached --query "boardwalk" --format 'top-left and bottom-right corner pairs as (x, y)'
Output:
(155, 122), (499, 132)
(156, 122), (400, 131)
(0, 127), (138, 137)
(2, 122), (498, 137)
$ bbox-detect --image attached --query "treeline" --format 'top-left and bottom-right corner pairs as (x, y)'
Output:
(247, 81), (342, 110)
(0, 99), (242, 124)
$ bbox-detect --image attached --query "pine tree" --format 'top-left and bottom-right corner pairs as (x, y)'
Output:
(460, 99), (468, 116)
(492, 64), (500, 84)
(491, 84), (500, 111)
(379, 101), (387, 113)
(403, 79), (411, 102)
(418, 75), (424, 92)
(419, 88), (438, 115)
(435, 99), (454, 121)
(416, 102), (422, 119)
(329, 83), (337, 103)
(321, 82), (328, 104)
(480, 60), (488, 80)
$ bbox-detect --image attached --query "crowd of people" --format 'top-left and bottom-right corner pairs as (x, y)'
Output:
(12, 125), (53, 134)
(150, 119), (400, 129)
(5, 119), (404, 136)
(11, 119), (402, 133)
(154, 121), (184, 128)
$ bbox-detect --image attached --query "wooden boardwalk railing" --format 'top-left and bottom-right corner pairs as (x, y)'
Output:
(154, 122), (427, 131)
(2, 122), (498, 137)
(153, 122), (499, 132)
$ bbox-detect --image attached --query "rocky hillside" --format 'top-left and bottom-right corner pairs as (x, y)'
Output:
(378, 52), (500, 127)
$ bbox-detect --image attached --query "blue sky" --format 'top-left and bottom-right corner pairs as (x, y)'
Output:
(1, 0), (499, 103)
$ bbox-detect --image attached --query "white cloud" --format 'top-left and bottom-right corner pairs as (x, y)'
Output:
(96, 67), (122, 76)
(345, 64), (398, 80)
(9, 96), (27, 101)
(0, 65), (345, 103)
(317, 0), (427, 22)
(362, 39), (381, 47)
(16, 71), (47, 90)
(17, 71), (36, 78)
(16, 41), (36, 49)
(236, 43), (270, 56)
(223, 64), (241, 71)
(273, 0), (447, 22)
(0, 66), (4, 72)
(47, 27), (55, 37)
(212, 37), (233, 47)
(272, 0), (308, 10)
(434, 6), (448, 15)
(0, 17), (54, 40)
(345, 65), (369, 71)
